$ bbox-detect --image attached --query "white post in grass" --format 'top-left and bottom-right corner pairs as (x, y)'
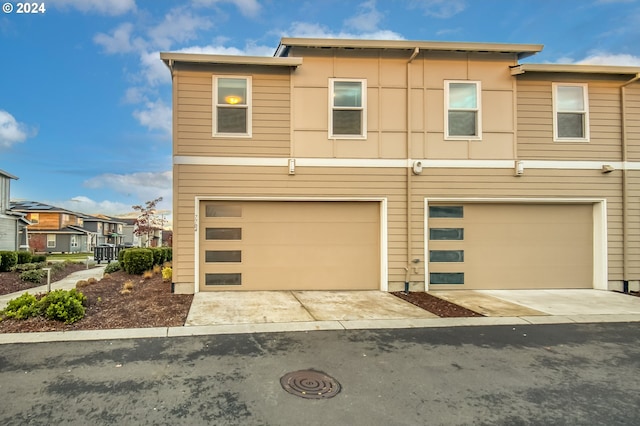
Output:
(43, 268), (51, 292)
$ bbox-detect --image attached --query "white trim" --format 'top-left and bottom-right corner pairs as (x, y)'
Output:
(194, 196), (388, 293)
(553, 82), (590, 142)
(213, 75), (252, 138)
(423, 197), (607, 291)
(445, 80), (482, 140)
(175, 156), (639, 171)
(329, 78), (367, 139)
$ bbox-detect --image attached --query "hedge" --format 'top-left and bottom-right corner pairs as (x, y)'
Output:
(0, 251), (18, 272)
(123, 249), (153, 275)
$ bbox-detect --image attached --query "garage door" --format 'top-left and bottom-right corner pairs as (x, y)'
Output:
(199, 201), (380, 291)
(427, 203), (593, 290)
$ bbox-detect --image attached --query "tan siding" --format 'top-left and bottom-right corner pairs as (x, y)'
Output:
(627, 85), (640, 161)
(174, 67), (292, 158)
(173, 165), (408, 290)
(516, 77), (623, 160)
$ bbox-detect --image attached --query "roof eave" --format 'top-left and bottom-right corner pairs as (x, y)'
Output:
(511, 63), (640, 76)
(160, 52), (303, 68)
(276, 37), (543, 59)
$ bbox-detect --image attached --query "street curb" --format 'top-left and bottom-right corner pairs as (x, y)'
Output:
(2, 315), (640, 345)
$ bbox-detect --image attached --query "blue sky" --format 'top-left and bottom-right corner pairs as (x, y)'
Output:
(1, 0), (639, 219)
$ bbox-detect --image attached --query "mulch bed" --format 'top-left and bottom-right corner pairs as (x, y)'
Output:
(0, 263), (90, 296)
(392, 291), (484, 317)
(0, 270), (193, 333)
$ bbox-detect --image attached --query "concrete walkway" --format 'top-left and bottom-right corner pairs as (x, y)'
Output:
(0, 265), (106, 311)
(2, 267), (640, 344)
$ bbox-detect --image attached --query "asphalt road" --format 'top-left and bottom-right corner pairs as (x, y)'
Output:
(1, 323), (639, 425)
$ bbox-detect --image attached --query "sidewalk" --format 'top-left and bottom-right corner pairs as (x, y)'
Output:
(2, 267), (640, 345)
(0, 265), (107, 311)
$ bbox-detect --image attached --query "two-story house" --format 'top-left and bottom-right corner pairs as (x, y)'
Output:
(161, 38), (640, 295)
(0, 169), (29, 251)
(10, 201), (92, 253)
(82, 214), (125, 249)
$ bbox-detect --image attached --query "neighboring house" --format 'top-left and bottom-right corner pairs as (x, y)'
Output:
(0, 169), (30, 251)
(82, 214), (125, 249)
(161, 38), (640, 294)
(117, 217), (141, 247)
(10, 201), (91, 253)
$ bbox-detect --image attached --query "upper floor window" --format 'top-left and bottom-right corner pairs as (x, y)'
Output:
(445, 81), (481, 140)
(329, 79), (367, 139)
(553, 83), (589, 142)
(30, 213), (39, 224)
(213, 76), (252, 137)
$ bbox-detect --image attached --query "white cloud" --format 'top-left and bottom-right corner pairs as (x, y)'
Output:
(576, 53), (640, 66)
(146, 8), (212, 50)
(192, 0), (261, 18)
(0, 110), (36, 149)
(140, 50), (172, 86)
(409, 0), (466, 19)
(176, 42), (274, 57)
(84, 171), (173, 205)
(285, 22), (404, 40)
(57, 196), (135, 216)
(133, 99), (172, 134)
(48, 0), (136, 16)
(93, 22), (145, 54)
(344, 0), (384, 32)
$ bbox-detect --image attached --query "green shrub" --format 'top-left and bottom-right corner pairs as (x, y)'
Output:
(38, 289), (86, 324)
(32, 254), (46, 263)
(104, 261), (121, 274)
(117, 248), (129, 269)
(150, 247), (164, 266)
(16, 251), (32, 264)
(123, 249), (153, 275)
(0, 251), (18, 272)
(13, 263), (38, 272)
(19, 269), (46, 284)
(1, 293), (39, 320)
(164, 247), (172, 262)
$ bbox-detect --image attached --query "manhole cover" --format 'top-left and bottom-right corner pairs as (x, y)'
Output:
(280, 370), (341, 399)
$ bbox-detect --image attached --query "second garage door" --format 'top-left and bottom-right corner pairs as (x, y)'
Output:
(427, 203), (594, 290)
(199, 200), (380, 291)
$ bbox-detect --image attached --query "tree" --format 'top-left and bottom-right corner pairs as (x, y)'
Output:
(132, 197), (163, 248)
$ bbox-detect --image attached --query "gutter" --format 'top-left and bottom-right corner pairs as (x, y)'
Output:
(620, 73), (640, 291)
(405, 48), (419, 292)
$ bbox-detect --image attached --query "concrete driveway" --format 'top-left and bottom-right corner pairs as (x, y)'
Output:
(185, 289), (640, 329)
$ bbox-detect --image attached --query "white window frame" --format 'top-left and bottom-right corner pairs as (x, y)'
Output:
(30, 213), (39, 224)
(47, 234), (56, 248)
(329, 78), (367, 139)
(71, 235), (78, 248)
(444, 80), (482, 140)
(212, 75), (252, 138)
(553, 83), (590, 142)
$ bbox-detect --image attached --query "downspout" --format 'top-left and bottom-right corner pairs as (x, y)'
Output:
(620, 73), (640, 293)
(405, 47), (420, 293)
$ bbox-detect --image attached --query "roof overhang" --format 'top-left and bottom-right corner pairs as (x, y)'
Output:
(160, 52), (303, 69)
(275, 37), (543, 60)
(0, 169), (18, 180)
(511, 63), (640, 76)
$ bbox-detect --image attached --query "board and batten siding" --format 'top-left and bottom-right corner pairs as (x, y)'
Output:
(516, 77), (623, 160)
(172, 164), (408, 292)
(0, 216), (17, 250)
(173, 64), (292, 158)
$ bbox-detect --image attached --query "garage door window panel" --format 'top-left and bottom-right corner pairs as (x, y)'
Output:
(206, 250), (242, 263)
(205, 228), (242, 240)
(429, 228), (464, 240)
(205, 204), (242, 217)
(430, 250), (464, 262)
(430, 272), (464, 285)
(429, 206), (463, 218)
(205, 273), (242, 286)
